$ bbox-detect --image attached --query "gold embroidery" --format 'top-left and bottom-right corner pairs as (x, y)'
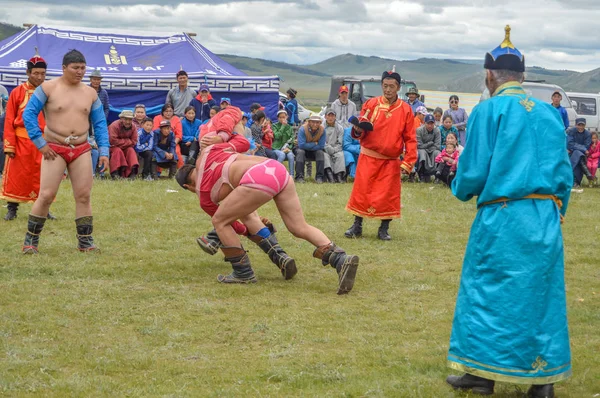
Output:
(520, 96), (535, 112)
(367, 206), (376, 215)
(532, 357), (548, 371)
(29, 191), (37, 199)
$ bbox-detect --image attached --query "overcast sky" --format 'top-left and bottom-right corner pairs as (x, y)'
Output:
(2, 0), (599, 72)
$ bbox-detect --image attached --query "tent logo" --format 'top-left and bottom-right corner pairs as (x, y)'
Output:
(104, 45), (127, 65)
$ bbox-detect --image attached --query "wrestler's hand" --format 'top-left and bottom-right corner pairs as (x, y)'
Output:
(5, 152), (15, 158)
(98, 156), (109, 173)
(39, 145), (58, 161)
(200, 135), (223, 148)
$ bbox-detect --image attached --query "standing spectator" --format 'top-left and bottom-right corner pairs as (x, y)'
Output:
(587, 132), (600, 183)
(567, 118), (594, 188)
(416, 114), (441, 182)
(443, 95), (469, 146)
(152, 120), (178, 179)
(414, 106), (427, 129)
(331, 85), (358, 129)
(343, 127), (360, 180)
(406, 87), (425, 114)
(434, 142), (459, 185)
(153, 103), (183, 168)
(323, 109), (346, 183)
(220, 98), (231, 110)
(439, 115), (459, 149)
(295, 115), (326, 183)
(250, 110), (268, 157)
(272, 109), (295, 176)
(189, 84), (216, 122)
(285, 88), (299, 125)
(108, 110), (139, 179)
(132, 104), (147, 131)
(551, 91), (570, 129)
(181, 106), (201, 164)
(135, 117), (155, 180)
(165, 70), (197, 118)
(433, 107), (443, 127)
(89, 69), (110, 120)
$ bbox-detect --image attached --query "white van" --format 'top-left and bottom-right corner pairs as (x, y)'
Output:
(481, 82), (577, 127)
(567, 92), (599, 132)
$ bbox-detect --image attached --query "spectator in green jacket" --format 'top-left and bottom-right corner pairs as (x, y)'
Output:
(272, 109), (295, 176)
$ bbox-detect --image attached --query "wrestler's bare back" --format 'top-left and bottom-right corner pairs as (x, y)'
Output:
(41, 77), (98, 147)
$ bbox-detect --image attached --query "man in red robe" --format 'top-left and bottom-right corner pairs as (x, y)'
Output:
(1, 50), (49, 221)
(344, 70), (417, 240)
(108, 110), (139, 179)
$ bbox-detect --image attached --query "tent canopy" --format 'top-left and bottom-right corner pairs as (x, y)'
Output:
(0, 25), (279, 119)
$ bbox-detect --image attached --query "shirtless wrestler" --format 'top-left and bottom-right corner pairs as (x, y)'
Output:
(22, 49), (109, 253)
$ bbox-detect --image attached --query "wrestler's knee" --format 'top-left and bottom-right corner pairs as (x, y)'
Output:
(73, 189), (91, 205)
(37, 189), (57, 206)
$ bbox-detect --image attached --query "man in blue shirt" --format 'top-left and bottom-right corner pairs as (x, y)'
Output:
(295, 115), (325, 183)
(406, 87), (425, 114)
(567, 117), (594, 187)
(89, 69), (110, 120)
(551, 91), (569, 129)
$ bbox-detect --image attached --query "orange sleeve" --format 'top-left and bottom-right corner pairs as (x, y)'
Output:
(172, 116), (183, 140)
(153, 115), (161, 130)
(401, 106), (417, 172)
(3, 87), (21, 153)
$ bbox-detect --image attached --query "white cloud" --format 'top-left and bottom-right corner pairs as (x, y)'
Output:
(1, 0), (599, 71)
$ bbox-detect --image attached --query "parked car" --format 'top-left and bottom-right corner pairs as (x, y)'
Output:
(567, 92), (599, 132)
(327, 75), (422, 112)
(279, 92), (312, 122)
(480, 82), (577, 127)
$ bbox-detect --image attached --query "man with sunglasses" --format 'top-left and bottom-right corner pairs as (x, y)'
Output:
(443, 95), (469, 146)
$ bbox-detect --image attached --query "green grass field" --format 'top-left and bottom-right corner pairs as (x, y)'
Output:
(1, 179), (599, 397)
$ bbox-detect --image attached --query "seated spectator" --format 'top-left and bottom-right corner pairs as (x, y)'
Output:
(153, 103), (183, 168)
(414, 106), (427, 129)
(271, 109), (295, 176)
(406, 87), (425, 114)
(567, 118), (595, 188)
(181, 106), (201, 164)
(323, 108), (346, 183)
(439, 115), (459, 149)
(343, 126), (360, 180)
(248, 102), (264, 128)
(443, 95), (469, 146)
(220, 97), (231, 110)
(416, 114), (441, 182)
(295, 115), (325, 183)
(433, 107), (443, 127)
(435, 142), (460, 186)
(152, 120), (178, 179)
(108, 110), (139, 180)
(202, 106), (220, 125)
(262, 118), (279, 161)
(132, 104), (147, 131)
(445, 132), (464, 155)
(241, 112), (257, 155)
(587, 132), (600, 184)
(189, 84), (216, 122)
(135, 117), (155, 180)
(250, 110), (268, 157)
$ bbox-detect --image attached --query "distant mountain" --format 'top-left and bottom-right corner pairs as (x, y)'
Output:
(0, 22), (22, 41)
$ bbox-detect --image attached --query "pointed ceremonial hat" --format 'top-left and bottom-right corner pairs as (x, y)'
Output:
(484, 25), (525, 72)
(27, 47), (47, 70)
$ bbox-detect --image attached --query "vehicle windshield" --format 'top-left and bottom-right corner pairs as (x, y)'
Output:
(362, 81), (416, 98)
(480, 84), (572, 108)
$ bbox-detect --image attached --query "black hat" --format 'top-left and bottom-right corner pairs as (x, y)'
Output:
(484, 25), (525, 72)
(382, 70), (401, 85)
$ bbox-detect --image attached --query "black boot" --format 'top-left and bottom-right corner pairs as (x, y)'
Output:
(151, 162), (159, 179)
(23, 214), (46, 254)
(378, 219), (392, 241)
(313, 242), (359, 295)
(344, 216), (363, 238)
(4, 202), (18, 221)
(76, 216), (99, 252)
(325, 168), (335, 183)
(336, 172), (345, 183)
(217, 246), (257, 284)
(315, 160), (325, 184)
(196, 229), (222, 255)
(168, 163), (177, 179)
(528, 384), (554, 398)
(446, 373), (495, 395)
(256, 234), (297, 280)
(579, 157), (595, 180)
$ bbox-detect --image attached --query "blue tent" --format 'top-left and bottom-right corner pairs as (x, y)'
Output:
(0, 25), (279, 120)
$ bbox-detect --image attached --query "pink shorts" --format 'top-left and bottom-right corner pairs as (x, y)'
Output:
(239, 159), (290, 197)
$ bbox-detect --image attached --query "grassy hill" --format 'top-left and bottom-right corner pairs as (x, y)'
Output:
(0, 22), (21, 41)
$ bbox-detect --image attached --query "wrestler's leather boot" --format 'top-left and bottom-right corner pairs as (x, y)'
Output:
(527, 384), (554, 398)
(4, 202), (18, 221)
(313, 242), (359, 295)
(197, 229), (222, 255)
(254, 234), (297, 280)
(579, 157), (595, 180)
(76, 216), (99, 252)
(446, 373), (495, 395)
(218, 246), (257, 284)
(344, 216), (363, 238)
(378, 219), (392, 241)
(23, 214), (46, 254)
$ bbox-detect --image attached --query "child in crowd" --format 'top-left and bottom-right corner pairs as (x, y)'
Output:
(433, 107), (444, 127)
(272, 109), (295, 176)
(445, 132), (464, 154)
(262, 118), (278, 160)
(202, 106), (220, 125)
(181, 106), (201, 164)
(152, 120), (178, 179)
(435, 142), (460, 186)
(439, 115), (459, 149)
(136, 117), (155, 180)
(587, 132), (600, 183)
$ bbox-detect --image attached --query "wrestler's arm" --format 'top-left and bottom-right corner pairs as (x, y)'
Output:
(24, 86), (49, 150)
(90, 97), (110, 158)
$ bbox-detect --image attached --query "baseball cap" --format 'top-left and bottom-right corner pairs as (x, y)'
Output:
(576, 117), (586, 125)
(415, 106), (428, 115)
(552, 91), (562, 97)
(159, 120), (171, 128)
(199, 84), (209, 92)
(339, 85), (349, 94)
(424, 114), (435, 123)
(250, 103), (264, 112)
(220, 97), (231, 105)
(326, 108), (336, 116)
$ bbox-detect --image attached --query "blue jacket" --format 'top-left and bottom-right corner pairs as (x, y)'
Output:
(343, 127), (360, 156)
(297, 125), (325, 151)
(152, 129), (178, 163)
(566, 127), (591, 154)
(189, 97), (216, 122)
(181, 118), (201, 143)
(285, 98), (299, 125)
(407, 99), (425, 114)
(553, 105), (570, 129)
(136, 128), (154, 153)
